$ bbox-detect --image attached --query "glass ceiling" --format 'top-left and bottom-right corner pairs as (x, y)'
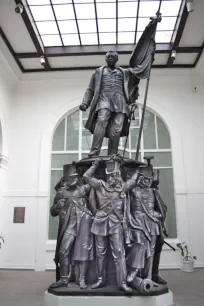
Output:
(27, 0), (182, 47)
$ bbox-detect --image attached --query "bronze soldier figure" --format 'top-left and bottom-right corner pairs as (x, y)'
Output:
(50, 163), (93, 289)
(126, 173), (167, 284)
(83, 156), (139, 293)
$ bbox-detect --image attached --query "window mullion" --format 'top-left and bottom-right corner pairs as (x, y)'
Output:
(155, 115), (159, 150)
(64, 116), (67, 151)
(79, 110), (82, 160)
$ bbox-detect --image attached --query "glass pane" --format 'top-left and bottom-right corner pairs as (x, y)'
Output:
(82, 107), (90, 119)
(66, 112), (79, 150)
(102, 138), (108, 147)
(143, 111), (156, 149)
(82, 153), (89, 159)
(99, 149), (108, 156)
(58, 20), (78, 34)
(41, 35), (62, 46)
(36, 21), (59, 35)
(75, 4), (95, 19)
(80, 33), (98, 45)
(52, 0), (72, 3)
(96, 0), (115, 2)
(30, 6), (55, 21)
(136, 31), (142, 42)
(130, 127), (139, 150)
(52, 153), (78, 168)
(118, 18), (136, 32)
(62, 34), (80, 45)
(82, 129), (92, 150)
(120, 136), (129, 151)
(157, 116), (171, 149)
(139, 1), (160, 17)
(138, 18), (151, 32)
(49, 170), (63, 240)
(144, 152), (172, 167)
(118, 2), (138, 18)
(28, 0), (50, 4)
(98, 19), (116, 32)
(99, 33), (116, 44)
(75, 0), (93, 2)
(52, 118), (65, 151)
(131, 152), (141, 161)
(130, 118), (140, 128)
(118, 32), (135, 44)
(54, 4), (75, 20)
(118, 149), (129, 158)
(160, 0), (181, 17)
(158, 168), (177, 238)
(97, 3), (116, 18)
(156, 31), (173, 43)
(157, 17), (177, 31)
(78, 20), (97, 33)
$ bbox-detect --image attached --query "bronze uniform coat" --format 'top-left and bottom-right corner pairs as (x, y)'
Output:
(82, 66), (139, 137)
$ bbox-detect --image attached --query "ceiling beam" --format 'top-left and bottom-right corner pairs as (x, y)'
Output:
(14, 0), (51, 70)
(15, 46), (202, 59)
(167, 0), (189, 67)
(193, 41), (204, 67)
(22, 64), (195, 73)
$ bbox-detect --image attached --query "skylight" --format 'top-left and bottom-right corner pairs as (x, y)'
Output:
(27, 0), (182, 47)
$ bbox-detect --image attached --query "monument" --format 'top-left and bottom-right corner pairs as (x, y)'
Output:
(45, 9), (174, 306)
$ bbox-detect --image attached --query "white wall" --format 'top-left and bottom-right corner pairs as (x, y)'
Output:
(0, 48), (15, 258)
(0, 60), (204, 270)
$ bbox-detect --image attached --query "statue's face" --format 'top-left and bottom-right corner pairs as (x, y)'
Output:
(138, 176), (153, 188)
(66, 175), (78, 188)
(105, 53), (118, 67)
(107, 171), (122, 187)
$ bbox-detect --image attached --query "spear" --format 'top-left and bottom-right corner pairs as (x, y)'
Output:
(135, 8), (162, 161)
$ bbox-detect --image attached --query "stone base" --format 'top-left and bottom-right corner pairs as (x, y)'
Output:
(44, 290), (173, 306)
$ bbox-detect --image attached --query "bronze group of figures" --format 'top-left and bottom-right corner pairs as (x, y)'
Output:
(50, 155), (167, 295)
(49, 13), (169, 296)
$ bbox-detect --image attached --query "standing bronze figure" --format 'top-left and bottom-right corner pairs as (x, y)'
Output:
(79, 16), (161, 157)
(126, 172), (167, 284)
(50, 163), (93, 289)
(83, 156), (139, 293)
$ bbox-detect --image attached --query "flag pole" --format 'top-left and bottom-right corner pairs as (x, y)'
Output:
(135, 9), (162, 161)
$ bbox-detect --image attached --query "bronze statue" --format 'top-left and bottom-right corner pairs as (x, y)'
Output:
(50, 163), (93, 289)
(83, 156), (139, 293)
(79, 15), (161, 157)
(48, 12), (171, 297)
(126, 172), (167, 284)
(79, 51), (139, 157)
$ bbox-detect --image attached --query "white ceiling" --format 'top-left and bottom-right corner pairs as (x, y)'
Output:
(0, 0), (36, 52)
(179, 0), (204, 47)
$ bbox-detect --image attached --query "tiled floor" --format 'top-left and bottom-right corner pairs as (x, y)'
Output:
(0, 269), (204, 306)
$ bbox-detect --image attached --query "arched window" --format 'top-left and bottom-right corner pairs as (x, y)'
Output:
(49, 107), (177, 240)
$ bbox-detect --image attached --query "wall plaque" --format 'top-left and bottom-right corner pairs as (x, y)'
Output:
(13, 207), (25, 223)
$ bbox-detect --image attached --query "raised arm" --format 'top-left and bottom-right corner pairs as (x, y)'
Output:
(79, 72), (95, 111)
(124, 170), (139, 192)
(83, 159), (102, 189)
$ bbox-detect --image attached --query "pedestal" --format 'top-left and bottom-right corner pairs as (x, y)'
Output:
(44, 290), (174, 306)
